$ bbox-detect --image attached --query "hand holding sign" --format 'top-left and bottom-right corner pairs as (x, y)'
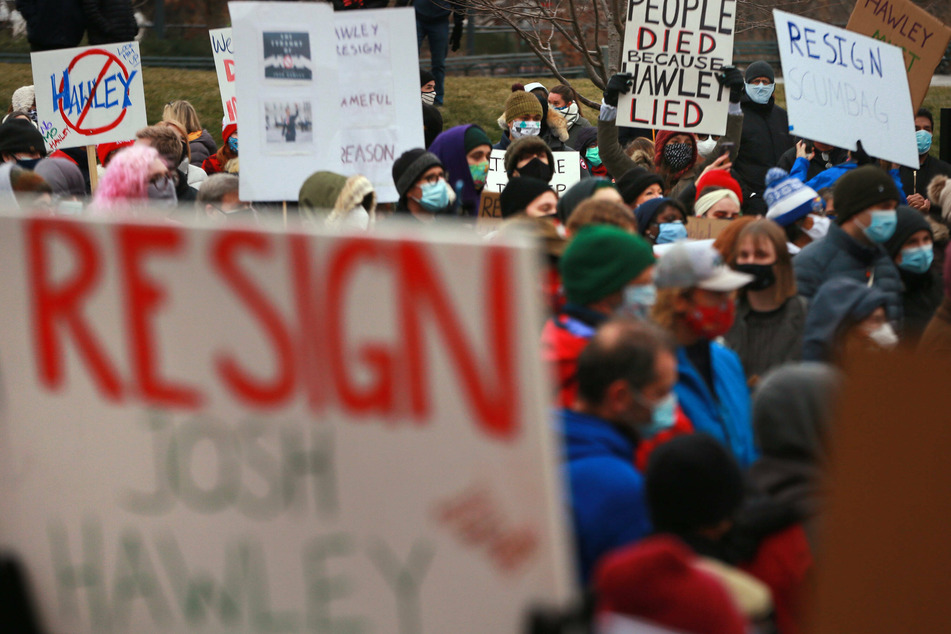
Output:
(603, 73), (633, 107)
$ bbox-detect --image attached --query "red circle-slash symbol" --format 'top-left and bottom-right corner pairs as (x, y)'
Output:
(57, 49), (134, 136)
(283, 55), (293, 69)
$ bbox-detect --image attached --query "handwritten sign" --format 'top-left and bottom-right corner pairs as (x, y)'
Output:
(774, 10), (918, 169)
(332, 8), (424, 203)
(0, 216), (574, 634)
(31, 42), (146, 152)
(846, 0), (951, 111)
(485, 149), (581, 195)
(616, 0), (736, 135)
(209, 28), (237, 125)
(685, 216), (732, 239)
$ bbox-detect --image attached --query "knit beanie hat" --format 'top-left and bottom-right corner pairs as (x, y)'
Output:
(634, 196), (677, 235)
(764, 167), (823, 226)
(595, 535), (748, 634)
(556, 178), (617, 224)
(463, 125), (491, 154)
(646, 433), (745, 533)
(0, 118), (47, 157)
(745, 61), (775, 83)
(392, 148), (443, 202)
(96, 139), (135, 167)
(499, 176), (554, 218)
(695, 169), (743, 203)
(560, 224), (655, 305)
(504, 135), (554, 178)
(502, 88), (543, 125)
(694, 189), (741, 218)
(11, 85), (35, 112)
(617, 167), (665, 206)
(883, 205), (932, 259)
(833, 165), (901, 224)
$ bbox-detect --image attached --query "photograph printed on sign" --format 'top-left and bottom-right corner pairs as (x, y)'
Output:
(263, 100), (314, 150)
(262, 31), (313, 80)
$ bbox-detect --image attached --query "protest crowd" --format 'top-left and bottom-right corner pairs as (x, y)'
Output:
(2, 1), (951, 632)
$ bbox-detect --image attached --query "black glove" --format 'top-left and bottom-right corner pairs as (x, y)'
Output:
(853, 139), (874, 165)
(716, 66), (744, 103)
(451, 16), (464, 52)
(603, 73), (633, 107)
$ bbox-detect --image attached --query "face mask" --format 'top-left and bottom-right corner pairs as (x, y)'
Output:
(696, 137), (718, 159)
(554, 102), (580, 127)
(585, 146), (602, 167)
(28, 109), (38, 122)
(899, 244), (934, 274)
(656, 221), (688, 244)
(745, 82), (775, 104)
(343, 205), (370, 230)
(517, 157), (552, 182)
(803, 214), (831, 241)
(57, 200), (84, 215)
(867, 323), (898, 349)
(421, 90), (436, 106)
(414, 179), (451, 214)
(859, 209), (897, 243)
(638, 392), (677, 440)
(469, 160), (488, 189)
(662, 142), (693, 171)
(511, 120), (541, 140)
(733, 263), (776, 291)
(619, 284), (656, 321)
(227, 136), (238, 154)
(147, 175), (178, 208)
(16, 157), (41, 170)
(683, 299), (735, 339)
(916, 129), (932, 155)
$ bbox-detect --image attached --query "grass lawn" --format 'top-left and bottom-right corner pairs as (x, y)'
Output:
(1, 62), (947, 156)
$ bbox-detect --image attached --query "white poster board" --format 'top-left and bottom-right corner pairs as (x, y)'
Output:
(31, 42), (146, 152)
(0, 215), (574, 634)
(333, 8), (425, 203)
(616, 0), (736, 135)
(485, 149), (582, 195)
(230, 2), (341, 201)
(209, 28), (237, 125)
(774, 9), (919, 168)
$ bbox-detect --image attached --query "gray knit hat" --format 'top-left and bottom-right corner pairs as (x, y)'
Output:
(391, 148), (443, 203)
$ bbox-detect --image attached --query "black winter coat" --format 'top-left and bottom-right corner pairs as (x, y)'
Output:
(899, 267), (944, 342)
(734, 96), (794, 200)
(83, 0), (137, 45)
(16, 0), (85, 51)
(189, 130), (218, 168)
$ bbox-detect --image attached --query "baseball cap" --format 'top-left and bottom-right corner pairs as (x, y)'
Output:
(654, 241), (753, 291)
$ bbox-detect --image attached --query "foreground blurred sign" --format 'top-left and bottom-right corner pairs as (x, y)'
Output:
(773, 9), (918, 168)
(31, 42), (147, 152)
(0, 216), (573, 633)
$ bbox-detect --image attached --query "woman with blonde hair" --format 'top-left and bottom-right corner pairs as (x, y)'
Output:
(163, 100), (217, 167)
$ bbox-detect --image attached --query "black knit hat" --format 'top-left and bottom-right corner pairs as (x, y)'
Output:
(833, 165), (901, 224)
(744, 61), (775, 83)
(419, 69), (435, 88)
(617, 167), (665, 206)
(499, 176), (553, 218)
(392, 148), (443, 203)
(0, 119), (46, 157)
(646, 434), (745, 533)
(883, 205), (933, 258)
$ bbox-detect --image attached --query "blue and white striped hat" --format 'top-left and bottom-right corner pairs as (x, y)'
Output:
(764, 168), (823, 227)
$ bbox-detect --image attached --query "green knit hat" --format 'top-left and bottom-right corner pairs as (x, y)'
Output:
(560, 225), (655, 305)
(503, 89), (543, 125)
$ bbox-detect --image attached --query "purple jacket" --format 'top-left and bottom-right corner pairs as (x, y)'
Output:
(429, 124), (482, 217)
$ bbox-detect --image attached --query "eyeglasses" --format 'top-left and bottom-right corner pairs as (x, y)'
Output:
(418, 172), (446, 186)
(696, 134), (721, 142)
(149, 172), (173, 185)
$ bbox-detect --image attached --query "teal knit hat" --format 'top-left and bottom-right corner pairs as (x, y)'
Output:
(560, 225), (655, 305)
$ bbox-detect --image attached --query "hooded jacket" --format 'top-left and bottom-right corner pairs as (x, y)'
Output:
(188, 130), (218, 168)
(560, 407), (651, 584)
(800, 277), (890, 362)
(429, 124), (484, 216)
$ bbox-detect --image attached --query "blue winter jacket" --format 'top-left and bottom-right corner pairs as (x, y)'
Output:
(560, 408), (651, 585)
(790, 158), (907, 204)
(673, 343), (758, 469)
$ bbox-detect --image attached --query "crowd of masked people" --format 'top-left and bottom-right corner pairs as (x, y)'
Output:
(3, 58), (951, 633)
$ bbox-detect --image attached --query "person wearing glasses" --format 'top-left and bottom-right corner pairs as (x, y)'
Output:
(391, 148), (455, 221)
(197, 174), (258, 223)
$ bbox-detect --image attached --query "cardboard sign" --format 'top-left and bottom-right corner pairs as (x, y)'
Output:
(616, 0), (736, 135)
(0, 215), (574, 633)
(846, 0), (951, 111)
(774, 10), (919, 169)
(209, 28), (237, 125)
(479, 189), (503, 219)
(485, 149), (582, 195)
(230, 1), (341, 201)
(333, 8), (425, 203)
(31, 42), (146, 152)
(685, 216), (732, 239)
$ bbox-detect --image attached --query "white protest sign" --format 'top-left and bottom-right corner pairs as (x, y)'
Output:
(774, 9), (919, 168)
(485, 149), (582, 195)
(333, 8), (424, 203)
(31, 42), (146, 152)
(230, 1), (341, 201)
(617, 0), (736, 135)
(209, 28), (237, 125)
(0, 215), (574, 634)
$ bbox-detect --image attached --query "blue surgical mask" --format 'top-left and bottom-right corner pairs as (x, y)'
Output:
(585, 146), (602, 167)
(745, 82), (774, 104)
(227, 135), (238, 154)
(656, 221), (688, 244)
(620, 283), (656, 321)
(415, 179), (451, 213)
(640, 392), (677, 439)
(860, 209), (897, 243)
(899, 244), (934, 274)
(916, 129), (932, 155)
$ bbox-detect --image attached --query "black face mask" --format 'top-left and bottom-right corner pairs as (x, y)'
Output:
(516, 157), (553, 182)
(16, 157), (41, 170)
(734, 263), (776, 291)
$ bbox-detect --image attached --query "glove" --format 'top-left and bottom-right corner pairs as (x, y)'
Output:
(451, 16), (464, 52)
(716, 66), (744, 103)
(603, 73), (633, 107)
(853, 139), (873, 165)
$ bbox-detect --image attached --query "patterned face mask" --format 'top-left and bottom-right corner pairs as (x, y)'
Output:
(663, 142), (693, 171)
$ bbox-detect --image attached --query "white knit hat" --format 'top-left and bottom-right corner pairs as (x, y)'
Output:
(764, 167), (823, 227)
(11, 85), (34, 112)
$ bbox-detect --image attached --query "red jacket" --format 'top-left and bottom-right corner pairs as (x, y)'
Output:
(741, 524), (813, 634)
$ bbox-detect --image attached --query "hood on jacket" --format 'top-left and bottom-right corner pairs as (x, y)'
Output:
(801, 277), (890, 362)
(654, 130), (699, 181)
